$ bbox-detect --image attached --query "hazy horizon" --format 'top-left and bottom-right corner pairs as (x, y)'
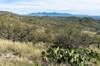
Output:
(0, 0), (100, 16)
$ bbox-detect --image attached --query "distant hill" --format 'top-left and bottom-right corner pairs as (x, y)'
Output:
(0, 11), (100, 31)
(0, 11), (100, 20)
(28, 12), (100, 20)
(91, 16), (100, 20)
(28, 12), (73, 16)
(0, 11), (19, 15)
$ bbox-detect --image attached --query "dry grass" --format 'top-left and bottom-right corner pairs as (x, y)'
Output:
(81, 30), (96, 37)
(89, 45), (100, 54)
(88, 45), (100, 66)
(0, 39), (48, 66)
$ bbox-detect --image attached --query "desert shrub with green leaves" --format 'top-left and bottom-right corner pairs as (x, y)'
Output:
(42, 45), (99, 66)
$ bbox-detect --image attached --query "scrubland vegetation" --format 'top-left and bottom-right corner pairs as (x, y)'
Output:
(0, 11), (100, 66)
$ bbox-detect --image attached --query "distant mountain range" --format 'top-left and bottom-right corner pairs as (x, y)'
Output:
(0, 11), (100, 20)
(28, 12), (100, 20)
(29, 12), (73, 16)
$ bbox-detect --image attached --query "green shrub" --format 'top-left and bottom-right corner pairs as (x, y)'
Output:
(42, 46), (98, 66)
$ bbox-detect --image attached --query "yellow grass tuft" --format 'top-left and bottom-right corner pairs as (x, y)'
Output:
(81, 30), (96, 37)
(0, 39), (47, 66)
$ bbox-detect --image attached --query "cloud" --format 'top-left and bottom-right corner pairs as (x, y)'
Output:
(0, 0), (100, 15)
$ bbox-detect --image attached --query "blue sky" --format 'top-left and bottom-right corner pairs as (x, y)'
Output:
(0, 0), (100, 15)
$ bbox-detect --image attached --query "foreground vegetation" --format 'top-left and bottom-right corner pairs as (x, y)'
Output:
(0, 11), (100, 66)
(0, 39), (99, 66)
(42, 45), (100, 66)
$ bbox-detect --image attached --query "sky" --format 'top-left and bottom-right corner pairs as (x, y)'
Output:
(0, 0), (100, 15)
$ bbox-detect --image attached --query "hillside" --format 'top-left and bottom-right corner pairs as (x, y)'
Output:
(0, 11), (100, 66)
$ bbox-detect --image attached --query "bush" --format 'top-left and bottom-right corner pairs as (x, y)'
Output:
(42, 46), (98, 66)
